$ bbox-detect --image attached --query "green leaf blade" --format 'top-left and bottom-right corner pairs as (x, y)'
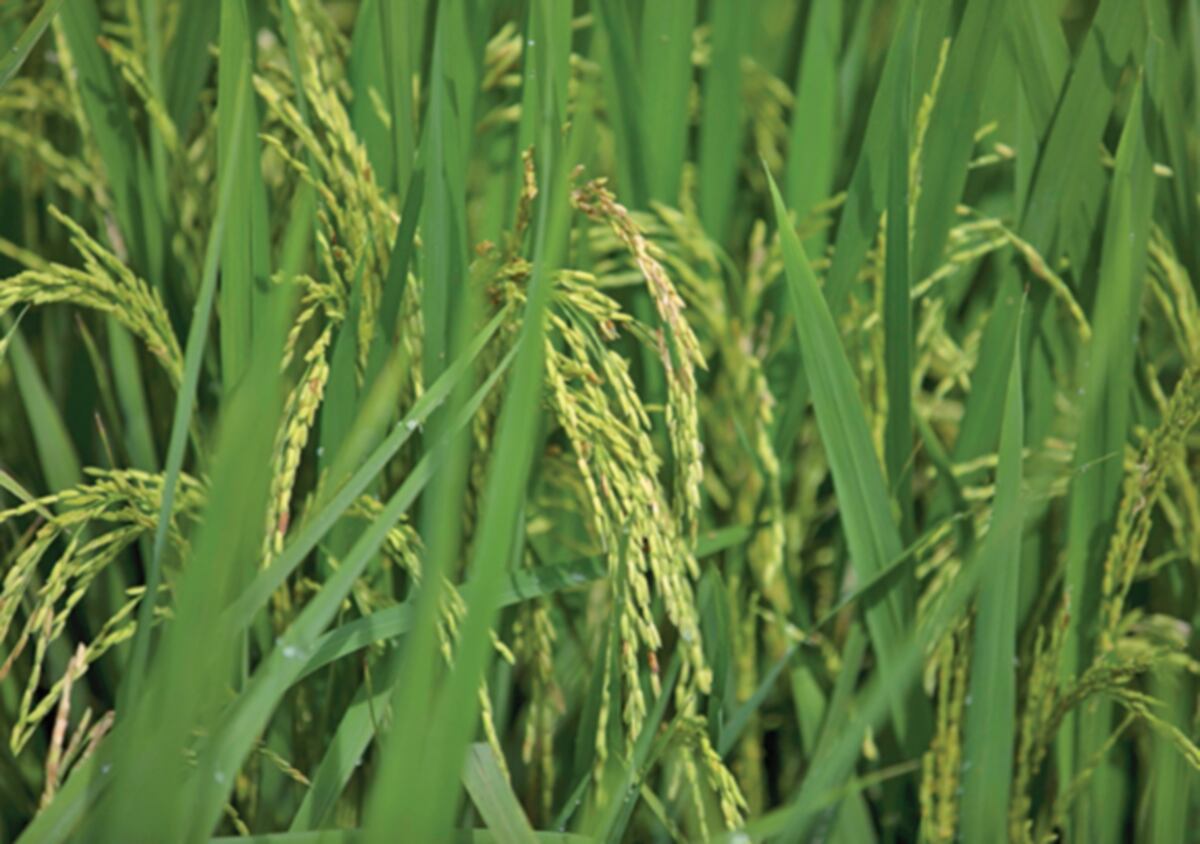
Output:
(766, 166), (928, 754)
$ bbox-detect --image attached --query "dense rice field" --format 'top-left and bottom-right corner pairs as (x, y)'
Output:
(1, 0), (1199, 841)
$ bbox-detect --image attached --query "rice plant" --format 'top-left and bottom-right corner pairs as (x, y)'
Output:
(1, 0), (1199, 841)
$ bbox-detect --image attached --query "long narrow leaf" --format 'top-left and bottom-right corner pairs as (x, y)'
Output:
(960, 301), (1025, 840)
(0, 0), (66, 89)
(766, 166), (928, 753)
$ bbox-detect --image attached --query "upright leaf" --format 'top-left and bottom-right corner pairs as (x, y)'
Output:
(640, 0), (695, 205)
(960, 305), (1025, 841)
(786, 0), (840, 254)
(909, 0), (1007, 283)
(698, 0), (747, 239)
(1060, 70), (1157, 839)
(217, 0), (271, 391)
(883, 9), (915, 541)
(767, 167), (928, 754)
